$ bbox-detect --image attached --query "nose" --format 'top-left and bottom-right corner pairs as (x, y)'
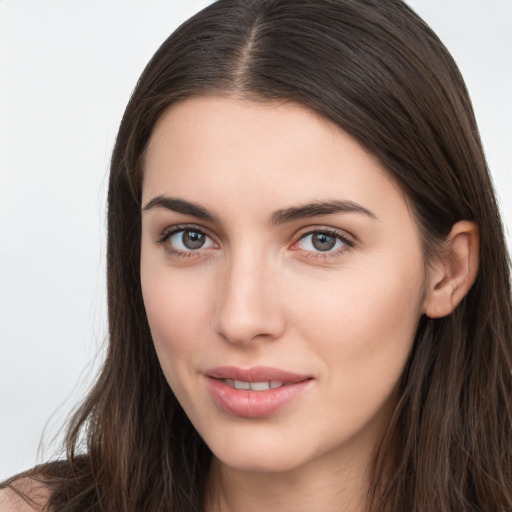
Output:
(213, 251), (286, 346)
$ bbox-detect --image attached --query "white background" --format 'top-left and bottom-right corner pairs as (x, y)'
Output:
(1, 0), (511, 480)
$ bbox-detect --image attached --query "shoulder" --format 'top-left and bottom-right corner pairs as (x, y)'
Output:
(0, 478), (50, 512)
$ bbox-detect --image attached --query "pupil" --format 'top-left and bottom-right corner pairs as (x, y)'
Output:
(312, 233), (336, 251)
(183, 231), (205, 249)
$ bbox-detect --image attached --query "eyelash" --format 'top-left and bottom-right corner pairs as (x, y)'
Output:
(155, 224), (354, 260)
(292, 227), (354, 260)
(156, 224), (216, 258)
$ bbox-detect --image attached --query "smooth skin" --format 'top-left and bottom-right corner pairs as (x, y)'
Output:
(140, 96), (479, 512)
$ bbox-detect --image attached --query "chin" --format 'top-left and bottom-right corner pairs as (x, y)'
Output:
(201, 426), (307, 474)
(213, 448), (304, 474)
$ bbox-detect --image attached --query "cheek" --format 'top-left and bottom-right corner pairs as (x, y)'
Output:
(291, 254), (425, 391)
(341, 270), (423, 347)
(141, 269), (218, 420)
(284, 260), (425, 447)
(140, 263), (215, 375)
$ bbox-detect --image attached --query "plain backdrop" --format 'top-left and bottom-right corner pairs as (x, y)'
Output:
(1, 0), (511, 480)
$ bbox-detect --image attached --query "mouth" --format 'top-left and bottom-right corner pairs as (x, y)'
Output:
(204, 366), (313, 418)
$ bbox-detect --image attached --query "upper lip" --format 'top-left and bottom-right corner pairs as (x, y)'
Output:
(205, 366), (312, 383)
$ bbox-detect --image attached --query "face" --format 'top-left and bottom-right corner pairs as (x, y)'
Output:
(141, 96), (428, 476)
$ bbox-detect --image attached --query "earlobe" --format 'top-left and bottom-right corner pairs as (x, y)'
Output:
(423, 221), (479, 319)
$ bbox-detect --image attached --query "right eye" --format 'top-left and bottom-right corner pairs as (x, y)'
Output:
(158, 227), (217, 254)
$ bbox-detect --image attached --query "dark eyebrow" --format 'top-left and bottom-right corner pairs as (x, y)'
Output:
(270, 200), (377, 225)
(142, 196), (217, 222)
(142, 196), (376, 224)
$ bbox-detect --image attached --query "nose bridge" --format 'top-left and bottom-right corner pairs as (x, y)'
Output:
(213, 245), (284, 345)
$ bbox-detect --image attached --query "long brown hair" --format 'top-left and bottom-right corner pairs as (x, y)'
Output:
(10, 0), (512, 510)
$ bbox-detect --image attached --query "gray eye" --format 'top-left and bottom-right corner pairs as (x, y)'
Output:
(297, 231), (346, 253)
(311, 233), (336, 251)
(182, 230), (206, 249)
(169, 229), (215, 251)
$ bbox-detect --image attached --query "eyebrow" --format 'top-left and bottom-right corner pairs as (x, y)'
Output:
(270, 200), (377, 225)
(142, 196), (217, 221)
(142, 196), (376, 224)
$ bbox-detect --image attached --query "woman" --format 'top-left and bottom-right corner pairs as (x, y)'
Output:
(2, 0), (511, 510)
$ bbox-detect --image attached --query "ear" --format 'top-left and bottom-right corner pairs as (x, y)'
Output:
(423, 220), (479, 319)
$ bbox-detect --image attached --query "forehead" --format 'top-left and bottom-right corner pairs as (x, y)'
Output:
(142, 95), (408, 223)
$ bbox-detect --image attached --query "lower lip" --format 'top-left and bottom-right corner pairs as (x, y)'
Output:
(205, 377), (311, 418)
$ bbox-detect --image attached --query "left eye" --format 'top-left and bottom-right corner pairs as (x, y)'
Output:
(296, 231), (347, 252)
(168, 229), (216, 251)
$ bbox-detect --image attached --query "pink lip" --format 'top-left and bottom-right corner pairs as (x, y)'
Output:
(205, 366), (313, 418)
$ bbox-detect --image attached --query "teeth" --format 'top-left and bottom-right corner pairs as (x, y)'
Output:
(233, 380), (250, 390)
(225, 379), (285, 391)
(250, 381), (271, 391)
